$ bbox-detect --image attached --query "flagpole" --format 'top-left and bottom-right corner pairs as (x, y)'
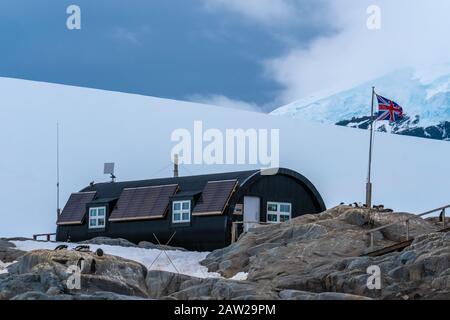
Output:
(366, 86), (376, 208)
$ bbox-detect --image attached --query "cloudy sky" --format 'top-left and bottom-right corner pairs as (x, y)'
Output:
(1, 0), (449, 112)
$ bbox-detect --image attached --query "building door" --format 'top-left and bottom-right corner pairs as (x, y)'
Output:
(244, 196), (260, 232)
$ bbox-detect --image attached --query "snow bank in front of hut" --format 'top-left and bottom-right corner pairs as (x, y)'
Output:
(12, 240), (227, 279)
(229, 272), (248, 281)
(0, 261), (15, 274)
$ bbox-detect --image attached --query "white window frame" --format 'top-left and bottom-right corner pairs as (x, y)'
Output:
(172, 200), (191, 224)
(266, 202), (292, 224)
(88, 207), (107, 229)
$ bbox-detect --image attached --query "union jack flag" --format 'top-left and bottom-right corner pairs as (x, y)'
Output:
(376, 94), (404, 122)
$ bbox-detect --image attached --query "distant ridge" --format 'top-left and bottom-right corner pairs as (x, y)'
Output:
(271, 65), (450, 141)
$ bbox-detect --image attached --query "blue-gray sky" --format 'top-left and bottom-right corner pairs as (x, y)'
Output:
(0, 0), (335, 111)
(2, 1), (449, 112)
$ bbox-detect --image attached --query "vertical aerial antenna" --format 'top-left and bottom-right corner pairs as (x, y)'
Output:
(56, 122), (61, 220)
(173, 154), (179, 178)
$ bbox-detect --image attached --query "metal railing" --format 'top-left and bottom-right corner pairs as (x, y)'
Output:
(367, 204), (449, 249)
(33, 233), (56, 242)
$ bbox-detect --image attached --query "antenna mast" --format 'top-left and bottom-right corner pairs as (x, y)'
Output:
(56, 122), (61, 220)
(173, 154), (179, 178)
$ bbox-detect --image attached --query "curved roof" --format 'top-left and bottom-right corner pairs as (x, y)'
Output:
(80, 168), (326, 212)
(81, 170), (259, 199)
(232, 168), (326, 212)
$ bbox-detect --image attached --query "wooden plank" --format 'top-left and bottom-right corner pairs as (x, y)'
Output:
(365, 239), (414, 257)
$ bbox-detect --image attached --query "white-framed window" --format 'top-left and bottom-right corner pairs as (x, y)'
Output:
(89, 207), (106, 229)
(267, 202), (292, 224)
(172, 200), (191, 223)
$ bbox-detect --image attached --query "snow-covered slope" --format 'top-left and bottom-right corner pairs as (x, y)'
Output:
(272, 65), (450, 140)
(1, 77), (450, 238)
(11, 240), (226, 279)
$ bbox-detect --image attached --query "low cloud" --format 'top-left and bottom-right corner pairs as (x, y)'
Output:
(203, 0), (450, 108)
(265, 0), (450, 104)
(189, 94), (261, 112)
(203, 0), (297, 26)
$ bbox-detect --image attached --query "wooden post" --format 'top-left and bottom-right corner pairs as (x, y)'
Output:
(56, 122), (61, 222)
(405, 220), (410, 241)
(231, 222), (236, 243)
(370, 232), (374, 249)
(173, 154), (179, 178)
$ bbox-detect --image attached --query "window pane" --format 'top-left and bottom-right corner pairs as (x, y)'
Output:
(98, 208), (105, 216)
(182, 202), (190, 210)
(173, 202), (181, 211)
(90, 209), (97, 217)
(280, 204), (291, 213)
(267, 204), (277, 212)
(98, 218), (105, 226)
(267, 214), (278, 222)
(182, 212), (189, 221)
(173, 213), (181, 221)
(280, 215), (290, 222)
(90, 219), (97, 226)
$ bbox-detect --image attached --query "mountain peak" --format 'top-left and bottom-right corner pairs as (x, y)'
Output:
(271, 65), (450, 141)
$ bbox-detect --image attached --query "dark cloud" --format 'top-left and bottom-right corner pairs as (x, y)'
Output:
(0, 0), (334, 109)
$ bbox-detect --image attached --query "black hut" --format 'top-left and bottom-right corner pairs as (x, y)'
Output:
(56, 168), (325, 251)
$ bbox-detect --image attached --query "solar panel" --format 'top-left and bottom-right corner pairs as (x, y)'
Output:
(57, 192), (96, 225)
(192, 180), (237, 216)
(109, 184), (178, 221)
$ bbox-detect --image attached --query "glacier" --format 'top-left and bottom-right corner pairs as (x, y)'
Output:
(271, 65), (450, 139)
(1, 77), (450, 238)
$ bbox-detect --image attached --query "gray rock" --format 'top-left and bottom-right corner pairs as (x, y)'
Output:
(388, 266), (410, 280)
(291, 223), (328, 240)
(11, 291), (146, 300)
(431, 274), (450, 290)
(247, 243), (281, 256)
(201, 206), (449, 300)
(80, 237), (137, 248)
(279, 290), (316, 300)
(397, 251), (417, 265)
(11, 291), (74, 300)
(342, 209), (368, 227)
(347, 257), (371, 271)
(0, 273), (45, 300)
(0, 240), (25, 263)
(0, 240), (15, 248)
(3, 205), (448, 301)
(1, 237), (32, 242)
(146, 270), (193, 298)
(279, 290), (371, 300)
(138, 241), (187, 252)
(317, 292), (372, 300)
(2, 249), (149, 300)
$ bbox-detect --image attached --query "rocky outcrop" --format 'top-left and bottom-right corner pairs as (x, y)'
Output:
(80, 237), (138, 248)
(201, 205), (449, 299)
(138, 241), (187, 252)
(1, 249), (148, 300)
(146, 270), (279, 300)
(1, 206), (448, 300)
(0, 239), (25, 263)
(79, 237), (186, 251)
